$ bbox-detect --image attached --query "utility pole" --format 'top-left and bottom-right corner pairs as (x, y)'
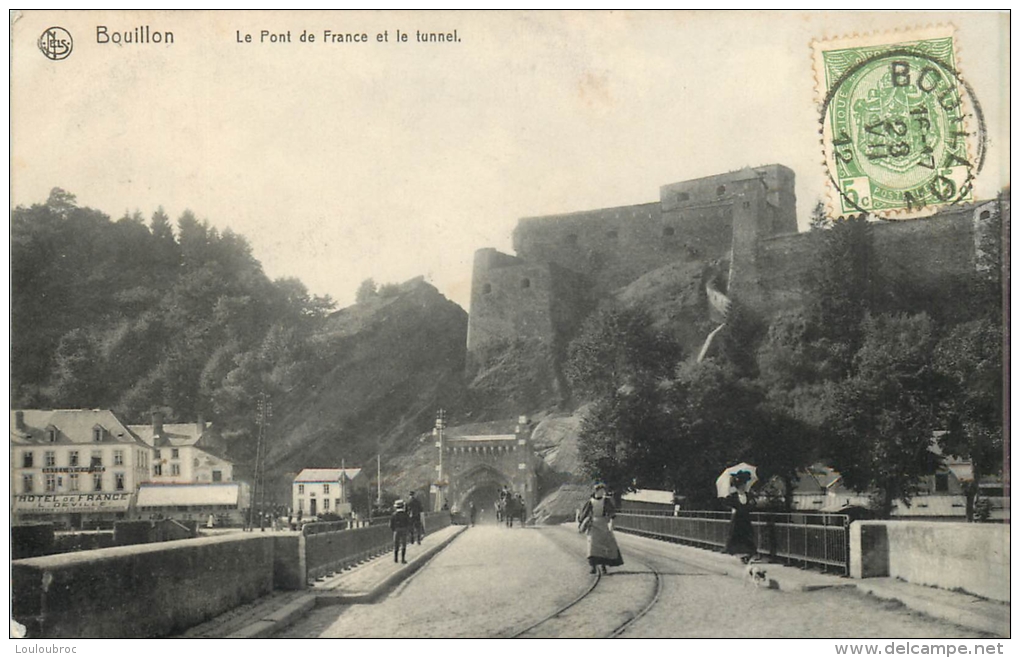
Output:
(376, 453), (382, 508)
(247, 392), (272, 532)
(435, 408), (446, 512)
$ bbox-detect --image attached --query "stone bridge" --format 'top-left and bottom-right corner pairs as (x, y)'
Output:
(443, 421), (537, 519)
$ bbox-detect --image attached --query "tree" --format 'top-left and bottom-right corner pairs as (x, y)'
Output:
(656, 360), (768, 506)
(565, 305), (681, 401)
(809, 200), (832, 231)
(356, 278), (378, 303)
(577, 387), (663, 496)
(934, 319), (1005, 521)
(807, 215), (878, 372)
(824, 313), (946, 517)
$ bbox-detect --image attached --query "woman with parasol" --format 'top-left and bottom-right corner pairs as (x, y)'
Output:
(578, 482), (624, 575)
(716, 463), (758, 563)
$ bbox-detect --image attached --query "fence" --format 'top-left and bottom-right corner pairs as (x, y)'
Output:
(614, 511), (851, 574)
(303, 512), (451, 582)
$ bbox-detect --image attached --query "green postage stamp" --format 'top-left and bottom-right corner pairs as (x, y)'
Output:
(813, 26), (985, 220)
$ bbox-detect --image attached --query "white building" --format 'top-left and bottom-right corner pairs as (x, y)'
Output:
(129, 412), (233, 484)
(130, 412), (246, 524)
(10, 409), (151, 528)
(292, 468), (362, 518)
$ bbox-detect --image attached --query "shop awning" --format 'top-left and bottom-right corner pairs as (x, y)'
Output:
(136, 483), (241, 508)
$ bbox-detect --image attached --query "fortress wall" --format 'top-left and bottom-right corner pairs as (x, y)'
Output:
(757, 231), (823, 313)
(512, 202), (734, 295)
(870, 206), (979, 285)
(467, 251), (556, 352)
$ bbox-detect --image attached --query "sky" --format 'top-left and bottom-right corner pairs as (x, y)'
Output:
(11, 11), (1009, 311)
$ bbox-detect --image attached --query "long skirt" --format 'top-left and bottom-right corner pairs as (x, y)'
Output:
(725, 508), (756, 556)
(587, 518), (624, 567)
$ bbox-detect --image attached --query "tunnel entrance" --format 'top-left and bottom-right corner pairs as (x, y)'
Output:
(461, 482), (504, 525)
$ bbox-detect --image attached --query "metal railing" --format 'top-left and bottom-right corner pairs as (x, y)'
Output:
(614, 510), (851, 574)
(302, 512), (452, 583)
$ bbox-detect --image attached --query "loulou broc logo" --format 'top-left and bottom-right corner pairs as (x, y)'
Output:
(38, 26), (73, 60)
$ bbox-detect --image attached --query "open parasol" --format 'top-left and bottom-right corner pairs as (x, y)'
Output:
(715, 463), (759, 498)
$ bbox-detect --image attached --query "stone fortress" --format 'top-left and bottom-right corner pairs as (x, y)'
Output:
(466, 164), (1003, 358)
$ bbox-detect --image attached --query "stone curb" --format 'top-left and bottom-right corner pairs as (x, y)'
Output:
(854, 581), (1009, 638)
(314, 525), (467, 606)
(227, 525), (467, 637)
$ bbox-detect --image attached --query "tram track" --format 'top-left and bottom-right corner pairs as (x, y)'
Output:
(508, 527), (665, 639)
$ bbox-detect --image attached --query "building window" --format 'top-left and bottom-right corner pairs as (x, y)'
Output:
(171, 463), (181, 476)
(45, 474), (57, 492)
(91, 451), (103, 467)
(114, 450), (124, 466)
(678, 192), (690, 203)
(154, 464), (163, 476)
(565, 233), (578, 245)
(298, 484), (305, 494)
(171, 448), (180, 459)
(482, 283), (492, 295)
(93, 473), (103, 492)
(323, 498), (330, 511)
(69, 450), (79, 467)
(69, 473), (79, 491)
(606, 230), (618, 239)
(23, 452), (33, 468)
(663, 227), (675, 237)
(93, 427), (103, 442)
(521, 278), (531, 289)
(716, 185), (726, 196)
(23, 474), (33, 493)
(212, 470), (222, 482)
(115, 473), (126, 491)
(323, 484), (330, 495)
(935, 473), (949, 493)
(47, 429), (57, 442)
(45, 451), (56, 467)
(155, 449), (161, 459)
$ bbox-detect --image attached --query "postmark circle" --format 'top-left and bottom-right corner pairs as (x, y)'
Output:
(820, 47), (987, 218)
(38, 27), (73, 61)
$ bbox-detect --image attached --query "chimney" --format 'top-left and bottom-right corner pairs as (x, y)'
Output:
(14, 411), (25, 431)
(196, 413), (205, 437)
(152, 411), (164, 441)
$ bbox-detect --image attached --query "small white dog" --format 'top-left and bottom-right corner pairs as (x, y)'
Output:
(745, 562), (768, 588)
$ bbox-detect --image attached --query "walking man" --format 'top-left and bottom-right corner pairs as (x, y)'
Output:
(407, 490), (425, 545)
(468, 501), (477, 527)
(390, 500), (411, 564)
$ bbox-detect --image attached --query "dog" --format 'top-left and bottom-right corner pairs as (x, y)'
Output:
(745, 562), (769, 589)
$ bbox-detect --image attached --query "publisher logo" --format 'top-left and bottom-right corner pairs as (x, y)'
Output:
(39, 27), (73, 60)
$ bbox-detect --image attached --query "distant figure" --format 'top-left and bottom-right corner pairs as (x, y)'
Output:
(207, 513), (215, 529)
(505, 494), (518, 528)
(578, 483), (624, 575)
(495, 500), (502, 523)
(297, 509), (303, 527)
(390, 500), (411, 564)
(407, 491), (425, 544)
(442, 501), (449, 511)
(469, 501), (477, 526)
(288, 511), (294, 530)
(515, 493), (526, 526)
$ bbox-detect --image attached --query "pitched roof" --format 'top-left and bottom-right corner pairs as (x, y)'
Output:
(294, 468), (362, 483)
(130, 422), (209, 448)
(10, 409), (147, 447)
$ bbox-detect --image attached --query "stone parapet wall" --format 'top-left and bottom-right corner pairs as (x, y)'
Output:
(850, 521), (1009, 602)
